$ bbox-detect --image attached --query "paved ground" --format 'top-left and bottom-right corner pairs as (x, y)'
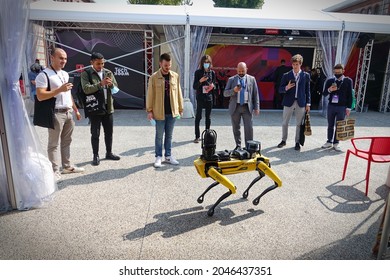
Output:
(0, 109), (389, 260)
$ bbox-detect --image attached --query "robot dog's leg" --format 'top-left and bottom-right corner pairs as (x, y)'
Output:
(206, 167), (236, 216)
(207, 190), (232, 217)
(252, 185), (278, 206)
(242, 171), (265, 199)
(197, 181), (220, 204)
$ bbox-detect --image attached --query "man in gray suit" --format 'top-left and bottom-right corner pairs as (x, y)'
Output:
(224, 62), (260, 149)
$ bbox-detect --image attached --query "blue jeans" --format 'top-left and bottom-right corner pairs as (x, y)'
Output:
(155, 114), (176, 157)
(327, 104), (346, 144)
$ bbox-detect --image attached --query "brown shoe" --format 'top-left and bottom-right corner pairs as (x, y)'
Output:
(193, 138), (200, 143)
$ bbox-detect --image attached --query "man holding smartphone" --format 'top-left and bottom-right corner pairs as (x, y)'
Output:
(81, 52), (120, 166)
(321, 64), (353, 151)
(277, 54), (311, 151)
(223, 62), (260, 149)
(35, 48), (84, 180)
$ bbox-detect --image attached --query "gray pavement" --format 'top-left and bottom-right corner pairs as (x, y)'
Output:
(0, 109), (389, 260)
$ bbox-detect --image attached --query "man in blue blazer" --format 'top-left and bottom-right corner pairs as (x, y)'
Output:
(224, 62), (260, 149)
(277, 54), (311, 151)
(321, 63), (353, 152)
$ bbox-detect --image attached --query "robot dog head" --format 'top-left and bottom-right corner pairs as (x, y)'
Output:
(246, 140), (261, 157)
(201, 129), (217, 160)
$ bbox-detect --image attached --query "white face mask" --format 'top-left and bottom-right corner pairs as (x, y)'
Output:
(111, 86), (119, 94)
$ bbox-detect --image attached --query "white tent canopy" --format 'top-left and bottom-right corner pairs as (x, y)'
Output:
(29, 0), (390, 34)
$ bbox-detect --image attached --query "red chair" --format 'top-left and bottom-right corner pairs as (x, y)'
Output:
(342, 137), (390, 196)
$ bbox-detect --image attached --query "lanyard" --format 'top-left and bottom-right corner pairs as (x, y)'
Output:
(50, 66), (66, 84)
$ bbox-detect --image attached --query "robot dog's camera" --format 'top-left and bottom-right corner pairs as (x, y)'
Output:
(246, 140), (261, 156)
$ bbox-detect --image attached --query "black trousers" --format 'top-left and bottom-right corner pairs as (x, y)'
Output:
(195, 95), (212, 139)
(89, 113), (113, 155)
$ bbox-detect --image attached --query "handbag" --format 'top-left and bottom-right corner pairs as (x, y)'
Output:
(79, 69), (106, 116)
(83, 90), (106, 116)
(33, 71), (56, 129)
(336, 118), (355, 141)
(304, 112), (312, 136)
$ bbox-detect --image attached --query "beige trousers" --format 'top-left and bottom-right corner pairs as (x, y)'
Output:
(47, 111), (75, 172)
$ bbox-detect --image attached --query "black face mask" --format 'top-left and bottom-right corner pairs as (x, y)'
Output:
(334, 74), (342, 79)
(238, 74), (245, 78)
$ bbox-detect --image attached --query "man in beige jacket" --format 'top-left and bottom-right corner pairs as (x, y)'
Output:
(146, 53), (183, 168)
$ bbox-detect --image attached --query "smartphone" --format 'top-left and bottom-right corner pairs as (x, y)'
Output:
(289, 79), (296, 85)
(332, 82), (337, 87)
(68, 77), (74, 84)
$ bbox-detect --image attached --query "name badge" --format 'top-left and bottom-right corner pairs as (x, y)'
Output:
(332, 95), (339, 103)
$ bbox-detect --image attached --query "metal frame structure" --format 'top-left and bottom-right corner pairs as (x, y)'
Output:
(144, 30), (153, 105)
(313, 47), (323, 70)
(379, 48), (390, 113)
(36, 21), (156, 108)
(355, 39), (374, 113)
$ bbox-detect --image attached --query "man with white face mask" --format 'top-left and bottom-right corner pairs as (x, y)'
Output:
(321, 63), (353, 152)
(224, 62), (260, 149)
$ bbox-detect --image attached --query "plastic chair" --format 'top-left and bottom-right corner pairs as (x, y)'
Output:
(342, 137), (390, 196)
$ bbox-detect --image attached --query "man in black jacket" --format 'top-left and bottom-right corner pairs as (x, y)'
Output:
(321, 64), (353, 152)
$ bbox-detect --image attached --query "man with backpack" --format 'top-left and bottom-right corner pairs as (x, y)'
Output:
(35, 48), (84, 181)
(81, 52), (120, 166)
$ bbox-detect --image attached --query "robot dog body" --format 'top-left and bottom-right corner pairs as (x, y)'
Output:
(194, 129), (282, 216)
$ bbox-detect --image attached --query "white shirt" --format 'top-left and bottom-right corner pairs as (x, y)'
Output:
(294, 70), (301, 98)
(35, 68), (72, 109)
(93, 67), (107, 102)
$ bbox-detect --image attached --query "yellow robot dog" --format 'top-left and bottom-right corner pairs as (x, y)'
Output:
(194, 129), (282, 216)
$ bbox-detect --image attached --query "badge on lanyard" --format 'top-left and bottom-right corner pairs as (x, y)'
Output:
(332, 95), (339, 103)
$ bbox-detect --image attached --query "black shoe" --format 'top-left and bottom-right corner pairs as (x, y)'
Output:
(295, 143), (301, 151)
(234, 145), (241, 150)
(92, 154), (100, 166)
(106, 153), (120, 160)
(277, 141), (286, 148)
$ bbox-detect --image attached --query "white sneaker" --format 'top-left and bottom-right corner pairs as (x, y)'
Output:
(61, 166), (85, 174)
(321, 142), (333, 148)
(165, 155), (179, 165)
(54, 171), (62, 181)
(333, 143), (342, 152)
(154, 156), (162, 168)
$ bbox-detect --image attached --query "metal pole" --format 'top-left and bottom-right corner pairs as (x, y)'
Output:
(184, 14), (190, 100)
(335, 21), (345, 65)
(0, 94), (17, 209)
(182, 13), (194, 118)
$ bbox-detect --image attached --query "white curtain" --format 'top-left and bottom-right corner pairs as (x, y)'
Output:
(163, 25), (186, 93)
(163, 25), (212, 107)
(316, 30), (359, 116)
(0, 0), (56, 212)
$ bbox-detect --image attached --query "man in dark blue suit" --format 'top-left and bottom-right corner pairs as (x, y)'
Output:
(277, 54), (311, 151)
(321, 64), (353, 152)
